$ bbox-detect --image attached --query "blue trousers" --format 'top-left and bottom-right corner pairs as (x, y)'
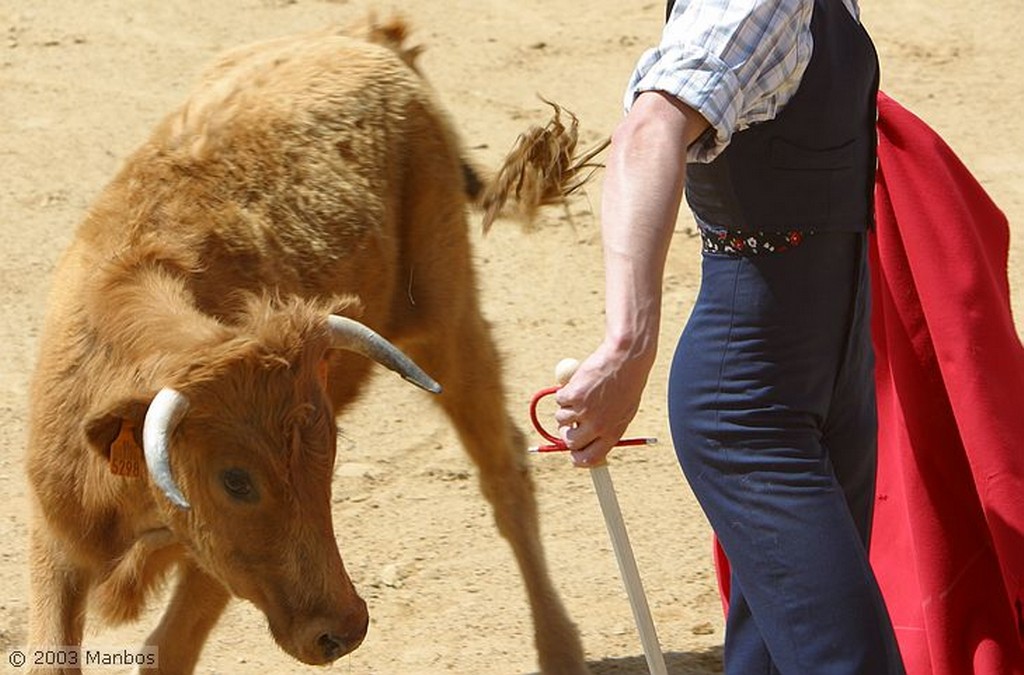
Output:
(668, 232), (905, 674)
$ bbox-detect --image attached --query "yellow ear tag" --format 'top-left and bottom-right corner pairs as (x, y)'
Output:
(110, 420), (143, 478)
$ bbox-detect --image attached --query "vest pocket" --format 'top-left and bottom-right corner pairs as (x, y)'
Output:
(770, 137), (856, 170)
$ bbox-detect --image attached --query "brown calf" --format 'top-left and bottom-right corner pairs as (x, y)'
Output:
(25, 16), (593, 675)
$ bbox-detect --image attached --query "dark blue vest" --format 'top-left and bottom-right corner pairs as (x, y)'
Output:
(668, 0), (879, 232)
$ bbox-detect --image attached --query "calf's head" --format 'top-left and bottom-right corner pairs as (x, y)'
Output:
(86, 310), (439, 665)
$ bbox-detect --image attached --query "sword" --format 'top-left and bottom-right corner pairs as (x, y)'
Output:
(529, 359), (668, 675)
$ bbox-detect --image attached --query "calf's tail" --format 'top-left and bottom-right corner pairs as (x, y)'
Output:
(464, 100), (609, 232)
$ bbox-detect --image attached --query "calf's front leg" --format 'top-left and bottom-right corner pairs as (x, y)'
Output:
(408, 312), (591, 675)
(27, 521), (91, 675)
(140, 561), (230, 675)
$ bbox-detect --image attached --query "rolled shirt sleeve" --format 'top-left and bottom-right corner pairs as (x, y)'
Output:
(624, 0), (814, 163)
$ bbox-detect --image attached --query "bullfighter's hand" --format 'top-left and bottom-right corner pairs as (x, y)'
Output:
(553, 341), (650, 468)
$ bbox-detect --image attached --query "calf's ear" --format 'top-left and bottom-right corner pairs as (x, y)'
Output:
(84, 399), (149, 461)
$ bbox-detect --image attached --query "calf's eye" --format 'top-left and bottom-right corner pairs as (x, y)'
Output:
(220, 468), (258, 503)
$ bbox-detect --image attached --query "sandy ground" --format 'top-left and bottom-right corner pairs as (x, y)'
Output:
(1, 1), (1021, 674)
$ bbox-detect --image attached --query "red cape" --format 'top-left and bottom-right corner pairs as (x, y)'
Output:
(712, 92), (1024, 674)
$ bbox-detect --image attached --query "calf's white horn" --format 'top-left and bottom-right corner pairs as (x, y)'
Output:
(143, 387), (192, 510)
(327, 315), (442, 394)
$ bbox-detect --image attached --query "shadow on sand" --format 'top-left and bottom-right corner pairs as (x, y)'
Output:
(526, 647), (724, 675)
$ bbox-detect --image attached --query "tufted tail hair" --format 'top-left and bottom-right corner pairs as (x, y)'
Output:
(472, 99), (610, 232)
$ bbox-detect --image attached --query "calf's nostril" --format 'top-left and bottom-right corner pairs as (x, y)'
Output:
(318, 632), (344, 661)
(312, 607), (368, 662)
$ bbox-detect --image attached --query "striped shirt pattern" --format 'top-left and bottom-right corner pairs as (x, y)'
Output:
(625, 0), (860, 162)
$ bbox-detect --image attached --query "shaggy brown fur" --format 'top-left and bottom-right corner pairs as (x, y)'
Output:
(25, 14), (591, 675)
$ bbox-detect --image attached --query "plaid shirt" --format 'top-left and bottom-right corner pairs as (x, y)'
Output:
(626, 0), (860, 162)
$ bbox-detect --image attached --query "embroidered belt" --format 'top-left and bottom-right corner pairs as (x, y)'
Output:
(698, 226), (817, 256)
